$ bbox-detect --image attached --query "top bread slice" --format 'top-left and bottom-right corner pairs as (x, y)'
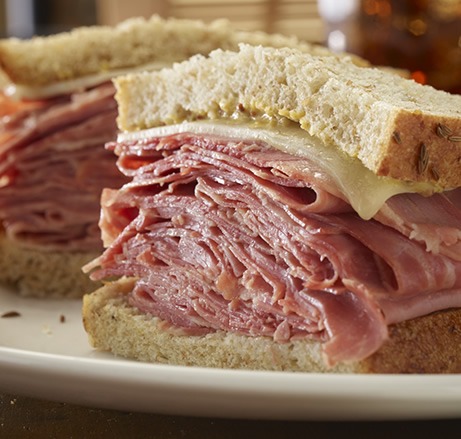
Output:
(114, 44), (461, 190)
(0, 15), (338, 88)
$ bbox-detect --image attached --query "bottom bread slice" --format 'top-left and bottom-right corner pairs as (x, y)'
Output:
(82, 278), (461, 373)
(0, 233), (101, 298)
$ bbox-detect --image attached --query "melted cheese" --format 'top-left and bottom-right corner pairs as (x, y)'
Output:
(118, 121), (435, 219)
(3, 61), (172, 100)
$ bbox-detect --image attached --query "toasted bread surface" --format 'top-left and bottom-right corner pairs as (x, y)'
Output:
(0, 15), (325, 88)
(0, 234), (100, 298)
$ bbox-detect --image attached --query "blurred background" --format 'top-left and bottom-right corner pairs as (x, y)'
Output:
(0, 0), (323, 42)
(0, 0), (459, 92)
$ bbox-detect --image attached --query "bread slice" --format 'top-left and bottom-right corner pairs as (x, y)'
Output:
(0, 233), (100, 298)
(115, 44), (461, 190)
(83, 278), (461, 373)
(0, 15), (331, 88)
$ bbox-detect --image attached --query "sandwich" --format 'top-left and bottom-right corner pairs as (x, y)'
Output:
(83, 44), (461, 373)
(0, 15), (323, 298)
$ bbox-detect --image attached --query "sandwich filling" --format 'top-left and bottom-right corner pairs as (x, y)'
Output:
(0, 82), (127, 251)
(86, 122), (461, 366)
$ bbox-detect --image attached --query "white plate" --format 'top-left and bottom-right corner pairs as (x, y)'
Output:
(1, 286), (461, 421)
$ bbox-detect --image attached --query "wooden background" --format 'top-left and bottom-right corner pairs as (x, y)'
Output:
(0, 1), (324, 43)
(96, 0), (325, 43)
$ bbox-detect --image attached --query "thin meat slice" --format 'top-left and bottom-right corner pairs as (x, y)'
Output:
(376, 191), (461, 260)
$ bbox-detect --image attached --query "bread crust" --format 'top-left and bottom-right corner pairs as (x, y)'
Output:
(0, 234), (100, 298)
(114, 45), (461, 189)
(0, 15), (320, 88)
(82, 278), (461, 373)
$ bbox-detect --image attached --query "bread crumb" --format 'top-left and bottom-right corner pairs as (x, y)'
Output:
(42, 325), (52, 335)
(1, 311), (21, 318)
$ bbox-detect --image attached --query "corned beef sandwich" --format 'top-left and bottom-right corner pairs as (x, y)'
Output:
(83, 44), (461, 372)
(0, 16), (317, 298)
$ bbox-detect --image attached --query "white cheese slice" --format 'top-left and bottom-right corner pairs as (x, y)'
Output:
(118, 121), (435, 220)
(3, 61), (172, 100)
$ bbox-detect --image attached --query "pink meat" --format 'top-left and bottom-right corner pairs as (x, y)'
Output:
(376, 191), (461, 260)
(0, 83), (128, 250)
(87, 133), (461, 365)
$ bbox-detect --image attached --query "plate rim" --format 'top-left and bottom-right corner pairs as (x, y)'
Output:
(1, 344), (461, 420)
